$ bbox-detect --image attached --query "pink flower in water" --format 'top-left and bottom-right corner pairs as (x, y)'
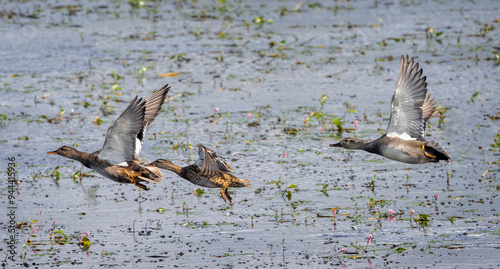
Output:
(354, 119), (359, 128)
(340, 248), (346, 253)
(319, 127), (323, 132)
(367, 234), (373, 244)
(388, 209), (396, 215)
(174, 110), (178, 116)
(17, 181), (21, 187)
(247, 113), (252, 119)
(410, 210), (415, 217)
(434, 194), (439, 200)
(333, 208), (337, 216)
(86, 231), (90, 237)
(282, 153), (287, 159)
(215, 107), (220, 114)
(33, 227), (38, 233)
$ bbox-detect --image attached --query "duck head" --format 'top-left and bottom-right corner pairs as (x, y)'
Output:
(146, 159), (175, 170)
(330, 138), (367, 150)
(47, 146), (80, 160)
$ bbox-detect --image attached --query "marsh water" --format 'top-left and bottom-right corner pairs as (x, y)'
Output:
(1, 0), (499, 267)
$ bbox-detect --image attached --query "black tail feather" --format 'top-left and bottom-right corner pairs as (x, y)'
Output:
(425, 141), (451, 163)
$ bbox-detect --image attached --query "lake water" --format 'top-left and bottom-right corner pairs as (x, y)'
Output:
(1, 0), (499, 267)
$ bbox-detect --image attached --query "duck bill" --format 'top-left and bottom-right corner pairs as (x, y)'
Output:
(47, 151), (58, 155)
(329, 142), (342, 148)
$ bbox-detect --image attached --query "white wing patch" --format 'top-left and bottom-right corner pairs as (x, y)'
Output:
(134, 137), (142, 158)
(387, 132), (417, 141)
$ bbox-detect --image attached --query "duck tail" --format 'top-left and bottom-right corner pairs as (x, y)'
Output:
(139, 166), (163, 183)
(127, 161), (162, 183)
(231, 178), (252, 188)
(425, 141), (451, 164)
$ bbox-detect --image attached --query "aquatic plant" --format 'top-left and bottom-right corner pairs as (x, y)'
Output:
(426, 27), (443, 44)
(492, 131), (500, 149)
(332, 247), (347, 258)
(436, 104), (449, 128)
(77, 231), (91, 251)
(135, 63), (154, 86)
(252, 16), (273, 26)
(415, 214), (430, 227)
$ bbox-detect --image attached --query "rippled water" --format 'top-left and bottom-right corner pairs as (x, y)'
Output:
(1, 0), (499, 267)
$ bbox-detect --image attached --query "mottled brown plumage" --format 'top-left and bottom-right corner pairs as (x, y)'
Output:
(147, 144), (251, 203)
(47, 85), (170, 190)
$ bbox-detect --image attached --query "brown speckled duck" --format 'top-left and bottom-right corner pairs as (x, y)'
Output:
(47, 84), (170, 190)
(330, 56), (450, 164)
(147, 144), (251, 203)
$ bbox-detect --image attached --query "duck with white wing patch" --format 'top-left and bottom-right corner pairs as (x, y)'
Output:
(330, 56), (450, 164)
(47, 84), (170, 190)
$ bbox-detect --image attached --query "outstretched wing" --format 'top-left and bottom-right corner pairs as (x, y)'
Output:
(98, 97), (146, 164)
(194, 144), (233, 175)
(135, 84), (170, 158)
(386, 55), (428, 141)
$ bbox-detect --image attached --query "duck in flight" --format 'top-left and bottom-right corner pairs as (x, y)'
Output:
(48, 84), (170, 189)
(330, 56), (450, 164)
(146, 144), (251, 203)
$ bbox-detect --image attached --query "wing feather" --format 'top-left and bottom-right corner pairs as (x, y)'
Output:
(98, 97), (146, 164)
(135, 84), (170, 158)
(421, 94), (437, 133)
(386, 55), (428, 141)
(194, 144), (233, 176)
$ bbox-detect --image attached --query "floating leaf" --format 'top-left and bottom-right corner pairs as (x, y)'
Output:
(195, 188), (205, 196)
(395, 247), (407, 253)
(159, 72), (180, 77)
(156, 208), (166, 213)
(283, 127), (298, 135)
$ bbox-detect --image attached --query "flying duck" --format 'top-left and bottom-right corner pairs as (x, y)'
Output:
(47, 84), (170, 189)
(146, 144), (251, 203)
(330, 56), (450, 164)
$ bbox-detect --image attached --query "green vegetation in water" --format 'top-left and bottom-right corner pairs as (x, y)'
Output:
(415, 214), (431, 227)
(436, 104), (449, 128)
(492, 131), (500, 149)
(426, 27), (443, 44)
